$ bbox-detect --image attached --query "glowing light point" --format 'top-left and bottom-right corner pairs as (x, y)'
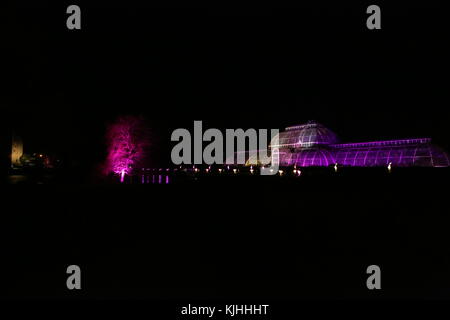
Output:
(334, 163), (338, 172)
(388, 162), (392, 173)
(278, 170), (284, 175)
(120, 169), (126, 183)
(233, 168), (237, 174)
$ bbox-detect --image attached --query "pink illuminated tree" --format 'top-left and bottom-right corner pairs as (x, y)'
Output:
(104, 115), (150, 181)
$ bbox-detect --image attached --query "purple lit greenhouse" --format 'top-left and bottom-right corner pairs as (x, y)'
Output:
(268, 121), (450, 167)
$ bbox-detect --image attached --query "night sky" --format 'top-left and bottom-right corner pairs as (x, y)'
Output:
(4, 2), (450, 306)
(4, 2), (449, 168)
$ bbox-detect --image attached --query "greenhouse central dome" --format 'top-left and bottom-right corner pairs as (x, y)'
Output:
(271, 120), (339, 149)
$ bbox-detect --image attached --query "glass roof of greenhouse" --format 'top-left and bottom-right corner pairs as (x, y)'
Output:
(271, 121), (340, 148)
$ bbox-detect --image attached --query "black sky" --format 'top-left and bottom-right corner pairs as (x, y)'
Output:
(4, 2), (450, 166)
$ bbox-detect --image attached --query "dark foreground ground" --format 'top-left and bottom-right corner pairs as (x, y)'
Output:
(2, 167), (450, 315)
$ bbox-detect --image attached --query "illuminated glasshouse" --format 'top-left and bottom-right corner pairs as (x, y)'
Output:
(267, 121), (450, 167)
